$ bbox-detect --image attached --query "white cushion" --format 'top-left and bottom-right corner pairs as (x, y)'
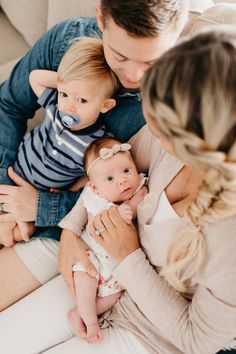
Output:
(183, 2), (236, 37)
(0, 0), (48, 46)
(0, 10), (29, 65)
(47, 0), (97, 29)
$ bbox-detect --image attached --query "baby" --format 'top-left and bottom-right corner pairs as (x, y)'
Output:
(59, 137), (148, 343)
(14, 37), (117, 190)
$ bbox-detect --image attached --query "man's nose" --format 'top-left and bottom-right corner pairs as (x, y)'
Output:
(125, 64), (144, 84)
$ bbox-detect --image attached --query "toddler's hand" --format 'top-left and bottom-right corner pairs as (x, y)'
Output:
(13, 221), (36, 242)
(0, 221), (16, 247)
(117, 203), (133, 224)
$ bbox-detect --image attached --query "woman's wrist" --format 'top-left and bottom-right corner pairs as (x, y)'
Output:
(113, 248), (143, 277)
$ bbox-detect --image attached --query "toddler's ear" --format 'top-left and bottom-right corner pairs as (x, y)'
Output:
(100, 98), (116, 113)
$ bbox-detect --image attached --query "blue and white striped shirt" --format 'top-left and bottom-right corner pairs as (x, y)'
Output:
(14, 89), (109, 190)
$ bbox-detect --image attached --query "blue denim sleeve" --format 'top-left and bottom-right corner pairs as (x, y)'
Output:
(104, 95), (145, 142)
(0, 17), (98, 227)
(36, 189), (81, 227)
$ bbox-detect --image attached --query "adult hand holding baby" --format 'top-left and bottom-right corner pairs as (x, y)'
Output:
(58, 230), (98, 298)
(91, 205), (140, 262)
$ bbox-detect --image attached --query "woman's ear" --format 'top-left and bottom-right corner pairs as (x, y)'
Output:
(96, 4), (104, 32)
(100, 98), (116, 113)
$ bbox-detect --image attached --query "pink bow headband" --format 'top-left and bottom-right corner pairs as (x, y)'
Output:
(86, 143), (131, 175)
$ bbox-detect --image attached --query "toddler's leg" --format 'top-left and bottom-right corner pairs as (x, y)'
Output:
(68, 271), (101, 343)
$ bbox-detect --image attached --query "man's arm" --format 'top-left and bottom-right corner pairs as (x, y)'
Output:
(0, 19), (98, 227)
(0, 21), (72, 177)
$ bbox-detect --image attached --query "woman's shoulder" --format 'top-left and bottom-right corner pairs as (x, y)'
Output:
(200, 215), (236, 288)
(191, 216), (236, 310)
(204, 215), (236, 246)
(202, 215), (236, 265)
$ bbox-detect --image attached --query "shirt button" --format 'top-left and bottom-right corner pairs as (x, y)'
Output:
(52, 149), (57, 155)
(57, 140), (62, 145)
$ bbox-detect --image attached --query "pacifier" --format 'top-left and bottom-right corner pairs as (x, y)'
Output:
(60, 112), (80, 129)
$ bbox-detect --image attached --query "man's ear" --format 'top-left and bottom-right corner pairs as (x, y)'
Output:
(96, 4), (104, 32)
(100, 98), (116, 113)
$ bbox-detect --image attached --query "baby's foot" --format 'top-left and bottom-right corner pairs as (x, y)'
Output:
(86, 322), (102, 343)
(67, 308), (86, 338)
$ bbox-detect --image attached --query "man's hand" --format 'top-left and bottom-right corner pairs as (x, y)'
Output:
(0, 167), (37, 222)
(58, 229), (98, 299)
(117, 203), (133, 224)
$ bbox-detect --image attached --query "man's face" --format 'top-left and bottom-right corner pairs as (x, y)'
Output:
(97, 9), (181, 90)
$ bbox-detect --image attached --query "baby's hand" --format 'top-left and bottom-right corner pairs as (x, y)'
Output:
(117, 203), (133, 224)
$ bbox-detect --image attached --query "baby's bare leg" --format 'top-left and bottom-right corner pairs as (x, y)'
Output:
(69, 271), (101, 343)
(68, 291), (121, 342)
(96, 292), (121, 315)
(69, 271), (121, 343)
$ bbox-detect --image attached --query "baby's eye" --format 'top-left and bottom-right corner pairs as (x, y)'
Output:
(123, 168), (131, 174)
(106, 176), (114, 183)
(58, 91), (68, 97)
(78, 97), (87, 104)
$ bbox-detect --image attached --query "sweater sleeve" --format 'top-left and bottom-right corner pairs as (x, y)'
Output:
(113, 248), (236, 354)
(58, 190), (87, 236)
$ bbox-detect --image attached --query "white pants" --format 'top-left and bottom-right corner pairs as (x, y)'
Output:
(0, 239), (150, 354)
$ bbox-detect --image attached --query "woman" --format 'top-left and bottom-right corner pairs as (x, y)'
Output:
(1, 27), (236, 354)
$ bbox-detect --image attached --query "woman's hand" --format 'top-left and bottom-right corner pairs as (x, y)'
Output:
(90, 206), (140, 262)
(58, 229), (98, 299)
(0, 167), (38, 222)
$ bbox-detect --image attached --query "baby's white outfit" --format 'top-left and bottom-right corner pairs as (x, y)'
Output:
(60, 174), (147, 297)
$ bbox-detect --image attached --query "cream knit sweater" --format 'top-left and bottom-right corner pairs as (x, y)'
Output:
(108, 125), (236, 354)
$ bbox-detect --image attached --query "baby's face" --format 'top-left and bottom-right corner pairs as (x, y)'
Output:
(57, 78), (110, 130)
(89, 152), (140, 203)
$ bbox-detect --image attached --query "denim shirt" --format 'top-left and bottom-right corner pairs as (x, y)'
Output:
(0, 17), (145, 240)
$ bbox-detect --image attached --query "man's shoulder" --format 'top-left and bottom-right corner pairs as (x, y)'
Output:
(57, 16), (99, 37)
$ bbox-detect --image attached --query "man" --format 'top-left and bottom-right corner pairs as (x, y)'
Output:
(0, 0), (189, 309)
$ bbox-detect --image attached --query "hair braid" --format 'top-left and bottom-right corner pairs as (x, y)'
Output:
(141, 27), (236, 293)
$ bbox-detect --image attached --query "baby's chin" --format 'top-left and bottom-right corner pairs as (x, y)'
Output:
(119, 187), (135, 201)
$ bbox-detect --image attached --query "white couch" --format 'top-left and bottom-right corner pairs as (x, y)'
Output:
(0, 0), (97, 83)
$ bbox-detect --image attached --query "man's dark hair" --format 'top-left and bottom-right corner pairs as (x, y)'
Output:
(100, 0), (188, 37)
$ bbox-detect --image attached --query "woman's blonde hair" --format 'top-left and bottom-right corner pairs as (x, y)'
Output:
(57, 37), (118, 98)
(141, 27), (236, 293)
